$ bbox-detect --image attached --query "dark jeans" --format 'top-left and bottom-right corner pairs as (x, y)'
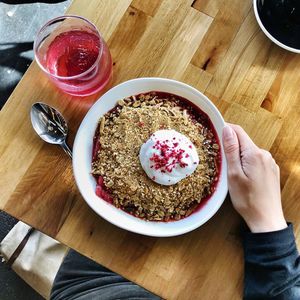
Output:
(50, 250), (160, 300)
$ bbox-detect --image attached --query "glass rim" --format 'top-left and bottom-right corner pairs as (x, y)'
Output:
(33, 15), (104, 80)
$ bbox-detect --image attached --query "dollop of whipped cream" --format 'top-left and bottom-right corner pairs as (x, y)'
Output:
(139, 130), (199, 186)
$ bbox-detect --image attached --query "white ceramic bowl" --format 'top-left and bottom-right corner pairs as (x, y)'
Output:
(73, 78), (228, 237)
(253, 0), (300, 54)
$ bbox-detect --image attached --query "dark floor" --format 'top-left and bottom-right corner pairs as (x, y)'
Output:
(0, 1), (70, 299)
(0, 213), (43, 300)
(0, 0), (71, 109)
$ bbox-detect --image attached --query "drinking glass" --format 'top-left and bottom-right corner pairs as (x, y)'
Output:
(34, 15), (112, 96)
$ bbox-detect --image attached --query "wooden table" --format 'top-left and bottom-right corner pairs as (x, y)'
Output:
(1, 0), (300, 299)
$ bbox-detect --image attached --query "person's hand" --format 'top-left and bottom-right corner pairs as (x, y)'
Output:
(222, 123), (287, 233)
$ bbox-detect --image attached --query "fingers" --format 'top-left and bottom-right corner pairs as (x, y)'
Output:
(227, 123), (258, 153)
(276, 164), (280, 180)
(227, 123), (281, 178)
(222, 125), (244, 178)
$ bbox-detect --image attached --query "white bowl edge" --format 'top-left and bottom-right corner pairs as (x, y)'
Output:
(253, 0), (300, 54)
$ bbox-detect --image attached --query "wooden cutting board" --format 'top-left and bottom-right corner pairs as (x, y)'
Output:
(1, 0), (300, 299)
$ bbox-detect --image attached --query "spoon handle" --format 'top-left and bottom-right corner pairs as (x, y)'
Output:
(61, 141), (73, 159)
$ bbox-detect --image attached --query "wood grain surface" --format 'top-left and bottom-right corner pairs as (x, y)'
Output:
(1, 0), (300, 299)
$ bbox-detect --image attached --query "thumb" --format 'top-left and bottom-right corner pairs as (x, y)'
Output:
(222, 125), (243, 175)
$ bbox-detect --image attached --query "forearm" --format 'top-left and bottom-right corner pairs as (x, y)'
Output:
(243, 223), (300, 300)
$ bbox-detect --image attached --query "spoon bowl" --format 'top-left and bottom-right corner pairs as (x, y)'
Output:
(30, 102), (72, 158)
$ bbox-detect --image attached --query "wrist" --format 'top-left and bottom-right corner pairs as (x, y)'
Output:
(246, 217), (287, 233)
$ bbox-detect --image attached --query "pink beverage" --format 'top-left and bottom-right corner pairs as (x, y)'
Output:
(34, 16), (112, 97)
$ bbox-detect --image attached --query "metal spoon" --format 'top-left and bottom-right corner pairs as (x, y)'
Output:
(30, 102), (72, 158)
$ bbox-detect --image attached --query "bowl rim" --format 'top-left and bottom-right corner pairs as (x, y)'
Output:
(253, 0), (300, 54)
(72, 77), (228, 237)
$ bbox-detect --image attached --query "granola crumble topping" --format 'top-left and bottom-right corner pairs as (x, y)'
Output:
(92, 92), (221, 221)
